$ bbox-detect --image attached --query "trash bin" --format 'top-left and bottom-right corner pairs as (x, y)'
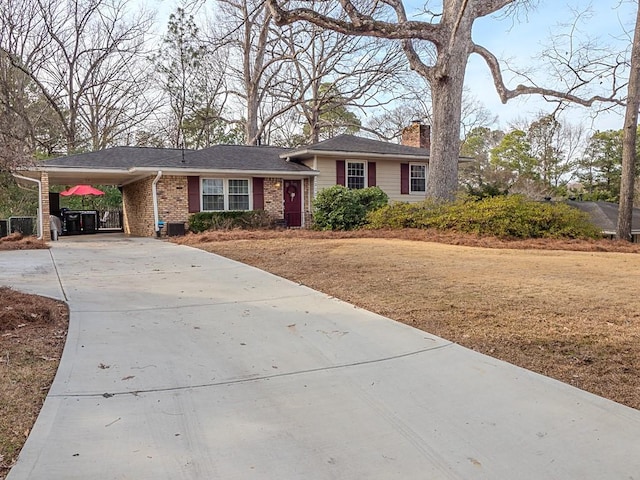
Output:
(81, 212), (97, 233)
(64, 212), (81, 235)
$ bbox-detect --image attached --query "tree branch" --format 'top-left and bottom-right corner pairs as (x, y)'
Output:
(472, 43), (625, 107)
(266, 0), (445, 43)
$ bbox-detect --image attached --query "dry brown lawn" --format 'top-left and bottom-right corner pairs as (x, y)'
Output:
(176, 229), (640, 411)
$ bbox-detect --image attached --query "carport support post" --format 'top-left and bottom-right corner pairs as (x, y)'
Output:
(12, 172), (48, 240)
(152, 170), (163, 237)
(41, 173), (50, 241)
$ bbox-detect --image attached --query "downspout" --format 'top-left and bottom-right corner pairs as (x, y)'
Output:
(12, 174), (43, 239)
(152, 170), (163, 236)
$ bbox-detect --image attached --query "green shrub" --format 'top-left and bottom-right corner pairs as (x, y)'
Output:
(313, 185), (389, 230)
(188, 210), (274, 233)
(366, 195), (601, 239)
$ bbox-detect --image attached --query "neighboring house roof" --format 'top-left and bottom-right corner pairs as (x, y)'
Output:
(283, 134), (431, 160)
(566, 200), (640, 234)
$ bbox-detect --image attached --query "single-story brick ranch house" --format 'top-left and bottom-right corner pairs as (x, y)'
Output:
(16, 122), (443, 240)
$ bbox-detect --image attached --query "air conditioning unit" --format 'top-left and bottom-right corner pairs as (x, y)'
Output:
(167, 222), (186, 237)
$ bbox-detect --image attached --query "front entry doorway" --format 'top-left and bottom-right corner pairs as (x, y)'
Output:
(283, 180), (302, 227)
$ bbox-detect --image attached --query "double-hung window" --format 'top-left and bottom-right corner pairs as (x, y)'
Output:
(201, 178), (250, 211)
(347, 161), (366, 189)
(410, 163), (427, 193)
(228, 179), (250, 210)
(202, 179), (224, 210)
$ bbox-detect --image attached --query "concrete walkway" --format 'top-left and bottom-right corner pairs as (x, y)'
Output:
(2, 235), (640, 479)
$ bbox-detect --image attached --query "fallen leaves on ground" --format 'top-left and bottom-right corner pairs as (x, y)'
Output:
(0, 287), (68, 478)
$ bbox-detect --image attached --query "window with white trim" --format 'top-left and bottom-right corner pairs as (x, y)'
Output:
(202, 178), (250, 211)
(347, 161), (366, 189)
(410, 163), (427, 193)
(228, 179), (250, 210)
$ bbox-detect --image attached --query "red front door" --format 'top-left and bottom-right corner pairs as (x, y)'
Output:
(283, 180), (302, 227)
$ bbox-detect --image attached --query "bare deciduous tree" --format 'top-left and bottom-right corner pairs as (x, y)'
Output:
(277, 10), (407, 144)
(267, 0), (625, 200)
(212, 0), (294, 145)
(1, 0), (154, 153)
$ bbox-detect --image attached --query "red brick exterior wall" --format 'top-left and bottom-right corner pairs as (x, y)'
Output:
(122, 177), (155, 237)
(401, 122), (431, 149)
(303, 177), (313, 227)
(263, 178), (284, 220)
(157, 175), (189, 229)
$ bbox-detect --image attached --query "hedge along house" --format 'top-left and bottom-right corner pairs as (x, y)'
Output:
(15, 122), (435, 240)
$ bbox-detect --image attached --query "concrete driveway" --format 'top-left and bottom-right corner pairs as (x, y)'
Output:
(2, 235), (640, 479)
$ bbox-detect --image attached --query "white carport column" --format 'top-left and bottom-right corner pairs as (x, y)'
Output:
(152, 170), (163, 236)
(12, 173), (45, 240)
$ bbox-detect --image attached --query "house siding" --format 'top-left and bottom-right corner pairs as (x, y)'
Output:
(308, 155), (427, 203)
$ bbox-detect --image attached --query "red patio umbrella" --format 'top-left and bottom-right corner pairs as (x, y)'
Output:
(60, 184), (105, 196)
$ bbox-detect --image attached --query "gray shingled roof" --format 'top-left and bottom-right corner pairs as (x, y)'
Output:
(284, 134), (430, 158)
(566, 200), (640, 232)
(43, 145), (313, 173)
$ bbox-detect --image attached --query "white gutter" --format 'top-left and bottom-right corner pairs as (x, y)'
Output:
(12, 173), (43, 239)
(130, 167), (320, 177)
(280, 150), (432, 161)
(152, 170), (162, 235)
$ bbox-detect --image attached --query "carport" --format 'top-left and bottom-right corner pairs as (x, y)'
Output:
(14, 165), (157, 241)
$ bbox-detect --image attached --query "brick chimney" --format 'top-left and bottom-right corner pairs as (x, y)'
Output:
(401, 120), (430, 150)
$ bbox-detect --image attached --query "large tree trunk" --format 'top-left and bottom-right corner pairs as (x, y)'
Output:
(246, 89), (260, 145)
(428, 61), (466, 200)
(617, 1), (640, 241)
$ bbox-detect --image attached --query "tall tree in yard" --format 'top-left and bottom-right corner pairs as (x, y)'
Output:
(577, 130), (624, 201)
(153, 8), (229, 148)
(267, 0), (625, 201)
(618, 1), (640, 241)
(212, 0), (289, 145)
(300, 83), (361, 142)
